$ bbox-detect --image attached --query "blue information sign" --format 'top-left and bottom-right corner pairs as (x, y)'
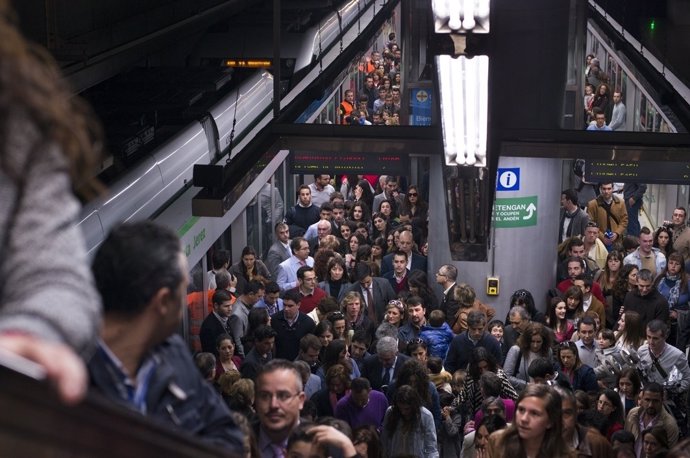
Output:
(409, 88), (432, 126)
(497, 168), (520, 191)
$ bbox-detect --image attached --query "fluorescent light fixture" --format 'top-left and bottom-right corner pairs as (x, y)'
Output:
(432, 0), (490, 34)
(436, 55), (489, 167)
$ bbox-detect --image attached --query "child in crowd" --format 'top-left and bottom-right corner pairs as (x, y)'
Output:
(427, 356), (452, 394)
(438, 391), (464, 458)
(594, 328), (618, 388)
(488, 319), (507, 363)
(420, 310), (455, 359)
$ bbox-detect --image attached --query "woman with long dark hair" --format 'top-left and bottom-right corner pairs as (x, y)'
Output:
(596, 250), (624, 297)
(654, 226), (674, 258)
(229, 246), (271, 292)
(388, 358), (442, 431)
(611, 264), (638, 322)
(487, 384), (573, 458)
(401, 185), (429, 234)
(381, 385), (439, 457)
(319, 256), (349, 300)
(462, 347), (518, 415)
(408, 270), (440, 311)
(596, 388), (625, 441)
(557, 341), (598, 392)
(655, 252), (690, 346)
(617, 367), (641, 416)
(615, 310), (646, 352)
(504, 323), (553, 391)
(353, 179), (375, 213)
(546, 296), (575, 344)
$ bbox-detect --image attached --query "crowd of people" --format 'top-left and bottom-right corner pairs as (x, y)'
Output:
(187, 173), (690, 458)
(340, 35), (403, 126)
(6, 3), (690, 454)
(584, 53), (627, 131)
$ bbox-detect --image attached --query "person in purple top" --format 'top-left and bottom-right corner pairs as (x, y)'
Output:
(334, 377), (389, 432)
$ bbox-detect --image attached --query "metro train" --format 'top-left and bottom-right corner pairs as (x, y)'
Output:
(79, 0), (390, 255)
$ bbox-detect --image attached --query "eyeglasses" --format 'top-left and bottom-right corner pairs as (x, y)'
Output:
(436, 271), (446, 277)
(586, 221), (599, 228)
(559, 341), (576, 349)
(408, 337), (425, 345)
(256, 391), (301, 404)
(329, 311), (345, 320)
(408, 192), (418, 197)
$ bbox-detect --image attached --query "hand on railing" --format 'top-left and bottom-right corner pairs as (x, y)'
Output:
(0, 333), (87, 405)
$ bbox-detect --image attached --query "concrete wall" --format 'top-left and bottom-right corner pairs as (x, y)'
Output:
(428, 155), (562, 321)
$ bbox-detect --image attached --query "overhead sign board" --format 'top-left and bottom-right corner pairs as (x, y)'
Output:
(493, 196), (538, 228)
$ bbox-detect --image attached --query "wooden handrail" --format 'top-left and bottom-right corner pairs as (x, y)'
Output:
(0, 361), (239, 457)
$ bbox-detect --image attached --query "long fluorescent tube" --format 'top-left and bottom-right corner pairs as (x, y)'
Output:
(437, 55), (489, 167)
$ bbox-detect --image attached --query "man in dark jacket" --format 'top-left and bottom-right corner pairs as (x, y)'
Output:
(270, 289), (316, 361)
(89, 221), (243, 452)
(445, 310), (501, 373)
(623, 269), (669, 328)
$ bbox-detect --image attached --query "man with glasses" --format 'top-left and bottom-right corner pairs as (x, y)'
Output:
(254, 360), (306, 458)
(623, 269), (669, 328)
(435, 264), (460, 326)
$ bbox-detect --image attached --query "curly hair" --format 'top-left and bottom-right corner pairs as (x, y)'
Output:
(517, 322), (552, 357)
(385, 384), (422, 434)
(0, 2), (102, 199)
(396, 359), (431, 404)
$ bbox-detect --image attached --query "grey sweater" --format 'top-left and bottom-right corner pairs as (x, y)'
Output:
(0, 110), (102, 355)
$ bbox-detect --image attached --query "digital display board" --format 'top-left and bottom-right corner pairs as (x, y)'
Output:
(290, 151), (407, 175)
(584, 160), (690, 184)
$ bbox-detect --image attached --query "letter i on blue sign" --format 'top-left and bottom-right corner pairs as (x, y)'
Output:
(497, 168), (520, 191)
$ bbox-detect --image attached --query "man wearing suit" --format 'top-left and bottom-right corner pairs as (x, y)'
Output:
(360, 336), (409, 391)
(308, 218), (346, 256)
(382, 251), (411, 294)
(339, 262), (396, 325)
(199, 289), (235, 354)
(264, 222), (291, 280)
(435, 264), (459, 326)
(380, 230), (427, 275)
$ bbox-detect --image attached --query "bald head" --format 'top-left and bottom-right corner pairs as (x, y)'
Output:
(317, 219), (332, 239)
(398, 231), (414, 254)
